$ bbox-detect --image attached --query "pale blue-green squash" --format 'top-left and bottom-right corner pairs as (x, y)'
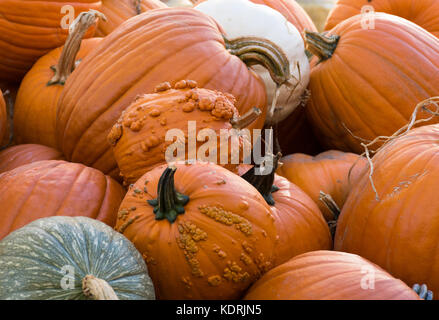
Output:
(0, 216), (155, 300)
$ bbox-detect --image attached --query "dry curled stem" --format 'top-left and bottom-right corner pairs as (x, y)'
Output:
(344, 97), (439, 201)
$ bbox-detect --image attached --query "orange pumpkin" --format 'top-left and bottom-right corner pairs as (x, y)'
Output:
(115, 162), (278, 299)
(0, 144), (64, 174)
(13, 11), (104, 149)
(325, 0), (439, 38)
(305, 13), (439, 153)
(0, 0), (101, 83)
(0, 160), (125, 240)
(241, 154), (332, 265)
(95, 0), (166, 36)
(0, 90), (8, 147)
(335, 124), (439, 297)
(108, 80), (260, 185)
(56, 8), (292, 178)
(277, 150), (367, 221)
(250, 0), (317, 36)
(244, 251), (422, 300)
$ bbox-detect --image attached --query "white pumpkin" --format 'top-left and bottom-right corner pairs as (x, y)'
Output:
(162, 0), (194, 7)
(195, 0), (310, 124)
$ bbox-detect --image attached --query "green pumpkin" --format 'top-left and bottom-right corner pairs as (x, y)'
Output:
(0, 216), (155, 300)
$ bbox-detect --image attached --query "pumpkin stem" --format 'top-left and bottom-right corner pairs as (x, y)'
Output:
(47, 10), (106, 86)
(412, 283), (433, 300)
(319, 191), (340, 238)
(230, 107), (262, 129)
(241, 152), (282, 205)
(134, 0), (142, 14)
(82, 275), (119, 300)
(147, 167), (189, 223)
(304, 30), (340, 63)
(224, 36), (291, 87)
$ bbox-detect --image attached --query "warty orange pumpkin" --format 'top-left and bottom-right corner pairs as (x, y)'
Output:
(108, 80), (260, 185)
(56, 8), (292, 178)
(276, 150), (367, 221)
(335, 124), (439, 298)
(241, 154), (332, 266)
(325, 0), (439, 38)
(305, 13), (439, 153)
(115, 162), (278, 299)
(0, 144), (65, 174)
(244, 250), (423, 300)
(0, 160), (125, 240)
(14, 11), (104, 149)
(0, 0), (101, 83)
(95, 0), (166, 36)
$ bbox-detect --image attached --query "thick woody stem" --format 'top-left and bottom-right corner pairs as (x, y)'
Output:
(48, 10), (107, 86)
(304, 30), (340, 62)
(82, 275), (119, 300)
(224, 36), (291, 87)
(134, 0), (142, 14)
(230, 107), (262, 129)
(319, 191), (340, 238)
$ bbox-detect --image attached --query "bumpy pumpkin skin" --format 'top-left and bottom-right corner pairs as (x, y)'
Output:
(325, 0), (439, 37)
(0, 144), (65, 174)
(269, 175), (332, 265)
(0, 160), (125, 240)
(244, 250), (421, 300)
(307, 13), (439, 153)
(14, 38), (102, 149)
(277, 151), (367, 221)
(116, 162), (277, 300)
(335, 124), (439, 297)
(0, 1), (101, 83)
(109, 81), (251, 185)
(0, 216), (155, 300)
(0, 90), (7, 146)
(95, 0), (166, 36)
(56, 8), (267, 179)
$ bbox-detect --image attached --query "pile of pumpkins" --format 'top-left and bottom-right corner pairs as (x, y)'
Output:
(0, 0), (438, 300)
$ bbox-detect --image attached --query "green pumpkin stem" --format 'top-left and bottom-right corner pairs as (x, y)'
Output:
(304, 30), (340, 63)
(47, 10), (106, 86)
(242, 152), (282, 206)
(224, 36), (291, 87)
(412, 283), (434, 300)
(147, 167), (189, 223)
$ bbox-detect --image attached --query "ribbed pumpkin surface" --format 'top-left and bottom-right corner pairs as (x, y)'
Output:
(56, 8), (266, 177)
(0, 0), (101, 82)
(0, 160), (125, 239)
(0, 144), (64, 174)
